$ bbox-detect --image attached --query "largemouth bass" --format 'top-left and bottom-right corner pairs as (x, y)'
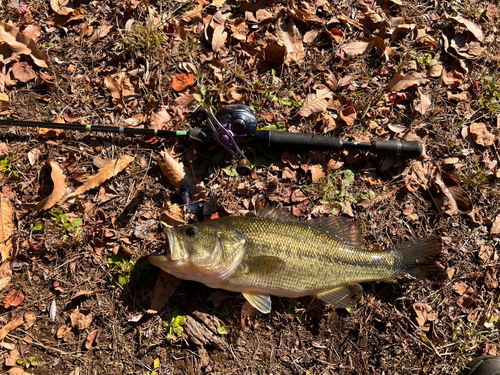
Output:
(149, 206), (443, 313)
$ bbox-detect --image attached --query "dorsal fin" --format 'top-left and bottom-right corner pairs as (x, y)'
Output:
(257, 204), (300, 224)
(307, 217), (364, 248)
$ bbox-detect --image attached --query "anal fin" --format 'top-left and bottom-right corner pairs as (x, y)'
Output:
(317, 284), (363, 309)
(242, 292), (271, 314)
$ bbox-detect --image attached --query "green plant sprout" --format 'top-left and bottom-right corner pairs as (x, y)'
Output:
(163, 309), (186, 340)
(410, 51), (441, 67)
(108, 255), (137, 288)
(0, 155), (19, 180)
(48, 209), (83, 241)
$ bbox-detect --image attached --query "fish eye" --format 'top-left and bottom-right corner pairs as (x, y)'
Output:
(185, 227), (197, 236)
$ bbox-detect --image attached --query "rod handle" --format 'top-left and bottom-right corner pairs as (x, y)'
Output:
(370, 140), (423, 158)
(252, 131), (342, 152)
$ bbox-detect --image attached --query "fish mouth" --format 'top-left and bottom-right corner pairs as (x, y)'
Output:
(165, 227), (190, 261)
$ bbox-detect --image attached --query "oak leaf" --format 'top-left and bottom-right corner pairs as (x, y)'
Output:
(69, 155), (134, 197)
(34, 161), (67, 211)
(386, 72), (429, 92)
(298, 89), (332, 117)
(0, 193), (13, 261)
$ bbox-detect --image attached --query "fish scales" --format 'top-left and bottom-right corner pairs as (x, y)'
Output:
(149, 205), (444, 313)
(218, 217), (394, 296)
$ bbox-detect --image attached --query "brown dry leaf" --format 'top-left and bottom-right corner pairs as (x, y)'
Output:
(5, 349), (19, 367)
(0, 93), (10, 111)
(454, 282), (469, 296)
(386, 72), (430, 92)
(182, 4), (203, 22)
(298, 89), (332, 117)
(492, 214), (500, 235)
(0, 193), (14, 262)
(487, 4), (499, 22)
(150, 106), (171, 129)
(276, 17), (305, 65)
(241, 301), (258, 327)
(447, 91), (468, 102)
(469, 123), (495, 147)
(69, 155), (134, 197)
(85, 329), (100, 349)
(484, 266), (498, 290)
(10, 62), (36, 83)
(231, 18), (248, 41)
(226, 85), (249, 103)
(339, 106), (357, 125)
(212, 24), (228, 53)
(4, 290), (24, 308)
(148, 271), (181, 313)
(413, 303), (437, 326)
(22, 25), (41, 41)
(341, 41), (372, 56)
(22, 312), (36, 330)
(56, 324), (72, 338)
(0, 21), (48, 68)
(172, 73), (194, 92)
(414, 92), (431, 115)
(442, 70), (464, 86)
(34, 161), (67, 211)
(172, 92), (197, 108)
(448, 15), (485, 43)
(70, 311), (93, 330)
(50, 0), (74, 15)
(0, 315), (24, 340)
(161, 203), (185, 226)
(8, 368), (30, 375)
(158, 150), (206, 198)
(104, 72), (126, 108)
(427, 64), (443, 78)
(433, 168), (473, 215)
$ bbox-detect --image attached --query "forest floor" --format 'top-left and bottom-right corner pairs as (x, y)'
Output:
(0, 0), (500, 374)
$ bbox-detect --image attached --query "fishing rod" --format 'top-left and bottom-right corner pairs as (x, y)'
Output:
(0, 105), (423, 175)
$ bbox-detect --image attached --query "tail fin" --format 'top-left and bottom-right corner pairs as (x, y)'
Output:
(393, 237), (445, 279)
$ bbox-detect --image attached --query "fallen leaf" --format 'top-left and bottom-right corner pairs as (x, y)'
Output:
(454, 282), (469, 296)
(161, 203), (185, 226)
(5, 349), (19, 367)
(427, 64), (443, 78)
(341, 41), (372, 56)
(442, 70), (464, 86)
(0, 315), (24, 340)
(241, 301), (258, 327)
(413, 303), (437, 326)
(414, 92), (431, 115)
(50, 0), (74, 15)
(172, 73), (194, 92)
(386, 72), (430, 92)
(4, 290), (24, 308)
(0, 21), (49, 68)
(150, 106), (171, 129)
(276, 17), (305, 65)
(56, 324), (72, 338)
(22, 312), (36, 330)
(69, 155), (134, 197)
(158, 151), (206, 198)
(484, 266), (498, 290)
(34, 161), (67, 211)
(85, 329), (100, 349)
(298, 89), (332, 117)
(70, 311), (93, 330)
(492, 214), (500, 235)
(207, 290), (233, 308)
(448, 15), (485, 43)
(10, 62), (36, 83)
(8, 368), (30, 375)
(211, 24), (228, 53)
(434, 168), (473, 215)
(339, 106), (357, 125)
(182, 4), (203, 22)
(148, 272), (181, 313)
(0, 93), (10, 111)
(0, 193), (14, 261)
(487, 4), (499, 22)
(469, 123), (495, 147)
(104, 72), (126, 108)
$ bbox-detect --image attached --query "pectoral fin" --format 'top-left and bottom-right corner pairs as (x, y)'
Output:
(242, 292), (272, 314)
(317, 284), (363, 308)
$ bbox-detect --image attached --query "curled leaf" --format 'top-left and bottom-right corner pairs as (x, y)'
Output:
(434, 168), (473, 215)
(158, 151), (206, 198)
(69, 155), (134, 197)
(34, 161), (67, 211)
(0, 193), (14, 261)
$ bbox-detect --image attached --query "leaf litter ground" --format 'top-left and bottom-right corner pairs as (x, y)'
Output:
(0, 0), (500, 374)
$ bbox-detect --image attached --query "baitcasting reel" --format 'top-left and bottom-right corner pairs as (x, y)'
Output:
(193, 105), (258, 176)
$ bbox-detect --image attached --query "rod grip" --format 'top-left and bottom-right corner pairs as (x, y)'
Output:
(253, 131), (342, 151)
(370, 140), (423, 158)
